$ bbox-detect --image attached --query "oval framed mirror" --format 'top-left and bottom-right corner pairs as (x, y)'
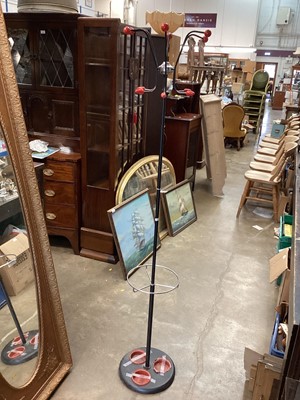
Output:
(0, 7), (72, 399)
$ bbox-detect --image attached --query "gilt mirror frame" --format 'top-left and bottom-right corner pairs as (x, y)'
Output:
(0, 7), (72, 400)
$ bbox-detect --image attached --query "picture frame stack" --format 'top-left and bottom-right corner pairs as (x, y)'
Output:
(108, 180), (197, 279)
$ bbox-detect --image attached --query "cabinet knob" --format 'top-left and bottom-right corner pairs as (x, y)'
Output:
(43, 168), (54, 176)
(44, 189), (55, 197)
(46, 213), (56, 220)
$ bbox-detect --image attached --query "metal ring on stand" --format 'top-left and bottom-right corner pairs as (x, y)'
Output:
(127, 264), (179, 295)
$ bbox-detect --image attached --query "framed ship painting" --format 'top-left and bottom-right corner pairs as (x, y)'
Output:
(162, 180), (197, 236)
(108, 189), (160, 279)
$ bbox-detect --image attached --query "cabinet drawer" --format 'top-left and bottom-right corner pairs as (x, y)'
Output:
(43, 162), (75, 182)
(44, 181), (75, 205)
(44, 204), (77, 228)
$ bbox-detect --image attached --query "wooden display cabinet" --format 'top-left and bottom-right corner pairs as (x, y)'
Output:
(5, 14), (149, 261)
(78, 18), (147, 262)
(5, 13), (82, 254)
(204, 53), (229, 70)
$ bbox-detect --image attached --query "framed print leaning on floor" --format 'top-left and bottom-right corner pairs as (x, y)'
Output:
(162, 180), (197, 236)
(107, 189), (160, 278)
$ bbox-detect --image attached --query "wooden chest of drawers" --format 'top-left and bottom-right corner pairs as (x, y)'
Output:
(42, 151), (81, 254)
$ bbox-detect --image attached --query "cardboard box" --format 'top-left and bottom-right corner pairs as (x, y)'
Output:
(232, 82), (244, 94)
(269, 248), (290, 307)
(244, 347), (283, 399)
(245, 72), (254, 82)
(231, 70), (245, 83)
(0, 233), (34, 296)
(242, 60), (256, 73)
(253, 359), (282, 398)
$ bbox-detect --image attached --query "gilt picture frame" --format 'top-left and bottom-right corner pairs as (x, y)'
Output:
(108, 190), (160, 279)
(162, 180), (197, 236)
(115, 155), (176, 240)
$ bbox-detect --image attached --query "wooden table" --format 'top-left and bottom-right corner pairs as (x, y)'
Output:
(284, 103), (300, 119)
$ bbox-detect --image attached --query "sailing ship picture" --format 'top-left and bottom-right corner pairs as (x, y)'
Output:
(162, 180), (197, 236)
(132, 210), (146, 250)
(178, 195), (188, 217)
(107, 190), (159, 278)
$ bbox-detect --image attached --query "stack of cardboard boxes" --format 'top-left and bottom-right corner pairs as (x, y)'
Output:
(244, 216), (292, 399)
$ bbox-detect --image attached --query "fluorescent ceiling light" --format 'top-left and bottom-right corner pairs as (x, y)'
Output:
(181, 45), (257, 54)
(204, 46), (257, 53)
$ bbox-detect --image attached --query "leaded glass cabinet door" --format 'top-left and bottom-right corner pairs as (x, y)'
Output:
(4, 13), (80, 151)
(7, 25), (32, 85)
(38, 26), (75, 88)
(78, 18), (147, 263)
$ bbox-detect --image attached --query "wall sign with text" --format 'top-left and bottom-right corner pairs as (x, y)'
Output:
(184, 13), (217, 28)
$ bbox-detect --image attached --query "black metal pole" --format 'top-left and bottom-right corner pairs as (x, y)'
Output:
(0, 278), (27, 344)
(145, 30), (168, 369)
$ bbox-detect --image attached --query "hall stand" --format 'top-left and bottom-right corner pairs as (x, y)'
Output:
(118, 24), (178, 394)
(118, 24), (212, 394)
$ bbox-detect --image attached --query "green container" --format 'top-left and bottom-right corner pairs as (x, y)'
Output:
(278, 214), (293, 249)
(276, 215), (293, 284)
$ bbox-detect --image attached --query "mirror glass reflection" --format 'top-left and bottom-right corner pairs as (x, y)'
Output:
(0, 126), (38, 387)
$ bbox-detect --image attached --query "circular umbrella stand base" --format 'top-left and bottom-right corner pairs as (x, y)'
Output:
(119, 347), (175, 394)
(1, 330), (39, 365)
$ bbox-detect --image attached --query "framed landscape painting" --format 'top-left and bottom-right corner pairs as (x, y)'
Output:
(162, 180), (197, 236)
(107, 189), (159, 278)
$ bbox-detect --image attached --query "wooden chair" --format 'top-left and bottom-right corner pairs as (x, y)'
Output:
(258, 135), (299, 150)
(249, 70), (269, 93)
(222, 102), (247, 150)
(236, 155), (287, 222)
(279, 115), (299, 126)
(261, 128), (299, 145)
(249, 142), (298, 173)
(257, 136), (298, 155)
(253, 145), (285, 165)
(289, 120), (300, 129)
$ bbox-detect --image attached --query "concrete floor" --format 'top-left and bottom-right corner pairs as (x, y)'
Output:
(48, 100), (286, 399)
(0, 99), (286, 399)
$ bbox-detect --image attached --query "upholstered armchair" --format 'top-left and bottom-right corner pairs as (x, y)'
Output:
(222, 102), (247, 150)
